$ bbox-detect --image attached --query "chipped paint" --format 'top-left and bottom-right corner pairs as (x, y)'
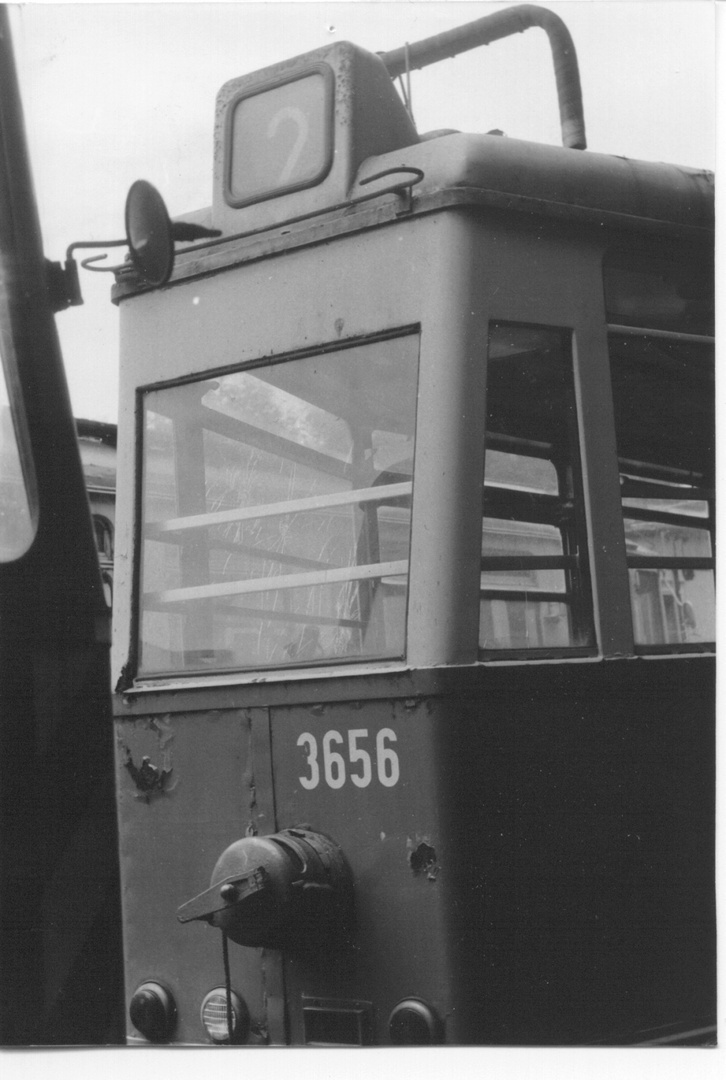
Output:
(407, 837), (440, 881)
(119, 714), (177, 802)
(123, 749), (175, 802)
(150, 715), (174, 748)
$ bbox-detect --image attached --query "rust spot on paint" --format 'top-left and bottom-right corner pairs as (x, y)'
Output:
(123, 749), (175, 803)
(408, 839), (440, 881)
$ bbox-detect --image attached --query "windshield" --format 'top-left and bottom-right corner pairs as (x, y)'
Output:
(138, 333), (419, 676)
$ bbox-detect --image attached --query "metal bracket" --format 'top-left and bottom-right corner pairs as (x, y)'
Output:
(356, 166), (424, 215)
(177, 866), (268, 924)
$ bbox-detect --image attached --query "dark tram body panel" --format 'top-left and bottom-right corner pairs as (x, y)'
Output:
(439, 659), (715, 1044)
(111, 20), (714, 1048)
(116, 655), (715, 1045)
(116, 651), (715, 1045)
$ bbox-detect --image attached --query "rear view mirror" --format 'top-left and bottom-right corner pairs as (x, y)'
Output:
(125, 180), (174, 287)
(49, 180), (221, 309)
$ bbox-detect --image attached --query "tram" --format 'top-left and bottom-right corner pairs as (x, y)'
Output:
(109, 6), (715, 1046)
(0, 8), (123, 1043)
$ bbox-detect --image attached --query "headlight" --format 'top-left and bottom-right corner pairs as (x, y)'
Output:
(200, 987), (250, 1044)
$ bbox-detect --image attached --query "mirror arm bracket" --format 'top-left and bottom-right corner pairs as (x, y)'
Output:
(50, 183), (221, 311)
(47, 239), (128, 312)
(45, 257), (82, 312)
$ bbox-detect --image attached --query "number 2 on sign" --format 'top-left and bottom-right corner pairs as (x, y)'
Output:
(297, 729), (399, 790)
(267, 106), (308, 185)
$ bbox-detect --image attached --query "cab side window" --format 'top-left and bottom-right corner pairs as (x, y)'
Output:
(605, 255), (715, 651)
(479, 323), (594, 655)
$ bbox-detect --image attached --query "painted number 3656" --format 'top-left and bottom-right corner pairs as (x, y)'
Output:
(297, 729), (400, 790)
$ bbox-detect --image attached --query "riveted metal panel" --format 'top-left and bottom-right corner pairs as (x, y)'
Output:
(116, 707), (281, 1044)
(270, 694), (455, 1043)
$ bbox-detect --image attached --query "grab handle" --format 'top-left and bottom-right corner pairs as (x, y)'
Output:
(380, 4), (586, 150)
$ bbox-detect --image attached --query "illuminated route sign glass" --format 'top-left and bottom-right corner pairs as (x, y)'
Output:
(227, 70), (334, 207)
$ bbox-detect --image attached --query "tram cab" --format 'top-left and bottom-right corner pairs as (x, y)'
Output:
(111, 21), (714, 1047)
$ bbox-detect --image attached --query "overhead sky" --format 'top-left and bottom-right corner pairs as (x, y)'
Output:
(9, 1), (716, 423)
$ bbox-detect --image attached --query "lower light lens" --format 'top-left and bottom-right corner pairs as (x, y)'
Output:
(388, 998), (442, 1045)
(201, 988), (250, 1044)
(129, 982), (176, 1043)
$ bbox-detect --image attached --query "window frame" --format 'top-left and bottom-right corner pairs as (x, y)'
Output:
(478, 322), (596, 660)
(132, 327), (421, 682)
(607, 325), (715, 655)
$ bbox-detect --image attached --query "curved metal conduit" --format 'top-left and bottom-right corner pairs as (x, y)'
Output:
(380, 4), (587, 150)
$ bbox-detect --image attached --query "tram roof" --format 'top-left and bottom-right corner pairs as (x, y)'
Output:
(193, 132), (714, 264)
(156, 138), (713, 295)
(206, 38), (712, 243)
(361, 131), (714, 237)
(114, 37), (713, 299)
(113, 140), (710, 300)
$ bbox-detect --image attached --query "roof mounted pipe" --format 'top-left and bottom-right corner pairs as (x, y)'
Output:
(380, 4), (587, 150)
